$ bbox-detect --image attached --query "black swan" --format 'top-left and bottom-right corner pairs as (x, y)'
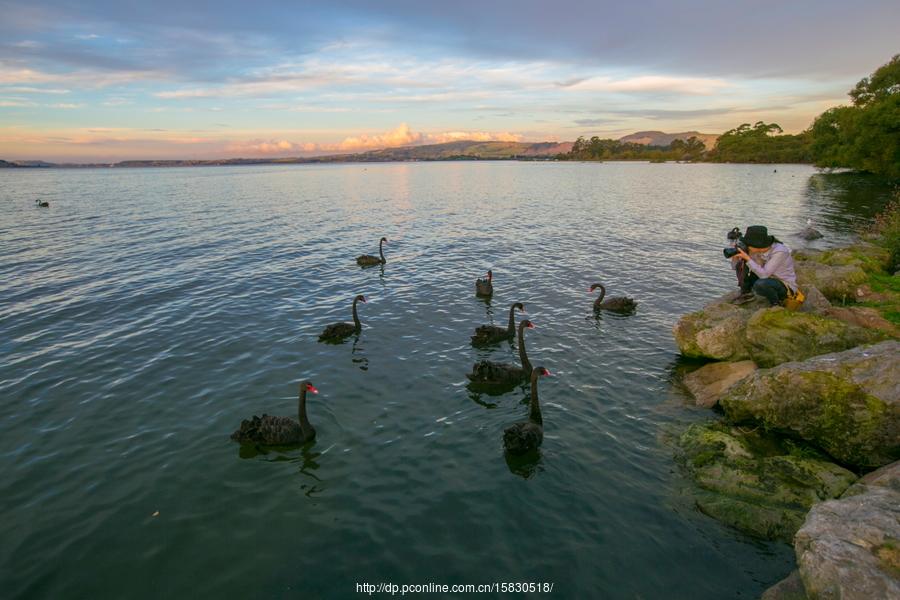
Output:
(591, 283), (637, 313)
(467, 319), (534, 388)
(503, 367), (551, 454)
(471, 302), (525, 347)
(319, 295), (366, 342)
(231, 380), (318, 445)
(475, 270), (493, 297)
(35, 199), (49, 207)
(357, 237), (387, 266)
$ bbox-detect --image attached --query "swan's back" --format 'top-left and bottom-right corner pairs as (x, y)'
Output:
(503, 421), (542, 454)
(467, 359), (525, 384)
(231, 414), (305, 445)
(319, 322), (356, 341)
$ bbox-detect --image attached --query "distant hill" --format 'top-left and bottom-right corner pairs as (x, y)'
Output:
(331, 140), (573, 161)
(0, 140), (574, 168)
(619, 131), (719, 149)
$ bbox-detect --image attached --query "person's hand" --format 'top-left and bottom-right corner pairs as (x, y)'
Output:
(735, 248), (751, 262)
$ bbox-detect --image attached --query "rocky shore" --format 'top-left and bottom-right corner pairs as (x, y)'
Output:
(671, 241), (900, 599)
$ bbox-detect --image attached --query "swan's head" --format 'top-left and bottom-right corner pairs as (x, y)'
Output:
(380, 237), (388, 243)
(487, 270), (493, 280)
(514, 302), (525, 312)
(521, 319), (535, 329)
(303, 381), (319, 394)
(355, 294), (367, 303)
(536, 366), (551, 377)
(589, 283), (604, 293)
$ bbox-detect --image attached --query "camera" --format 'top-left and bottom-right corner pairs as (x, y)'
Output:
(723, 240), (747, 259)
(724, 227), (746, 258)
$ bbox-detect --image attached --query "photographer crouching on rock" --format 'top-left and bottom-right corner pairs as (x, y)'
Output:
(726, 225), (803, 307)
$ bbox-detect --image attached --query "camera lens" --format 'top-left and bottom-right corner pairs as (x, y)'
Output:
(723, 247), (738, 259)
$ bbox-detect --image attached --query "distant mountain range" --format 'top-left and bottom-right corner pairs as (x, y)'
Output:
(1, 132), (719, 168)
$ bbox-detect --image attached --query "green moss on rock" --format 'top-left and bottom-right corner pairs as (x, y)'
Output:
(675, 422), (857, 542)
(721, 341), (900, 468)
(745, 308), (884, 368)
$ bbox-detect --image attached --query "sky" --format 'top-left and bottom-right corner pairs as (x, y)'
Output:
(1, 1), (897, 162)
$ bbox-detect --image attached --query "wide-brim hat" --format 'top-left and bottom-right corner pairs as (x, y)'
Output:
(741, 225), (775, 248)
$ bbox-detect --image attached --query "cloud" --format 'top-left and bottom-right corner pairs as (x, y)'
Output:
(336, 123), (522, 151)
(337, 123), (422, 151)
(223, 139), (317, 155)
(218, 124), (524, 157)
(567, 75), (729, 95)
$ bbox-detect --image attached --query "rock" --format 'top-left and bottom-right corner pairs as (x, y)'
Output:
(794, 261), (868, 302)
(761, 571), (809, 600)
(795, 460), (900, 600)
(798, 226), (824, 241)
(683, 360), (758, 408)
(673, 301), (755, 361)
(796, 285), (831, 315)
(675, 422), (857, 542)
(796, 244), (892, 273)
(823, 306), (900, 337)
(720, 341), (900, 468)
(743, 308), (885, 368)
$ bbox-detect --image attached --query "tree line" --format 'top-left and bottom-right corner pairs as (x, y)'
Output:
(559, 54), (899, 179)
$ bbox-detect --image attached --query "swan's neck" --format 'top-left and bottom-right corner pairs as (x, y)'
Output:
(518, 322), (532, 375)
(506, 305), (517, 335)
(529, 376), (542, 424)
(298, 387), (314, 437)
(352, 298), (361, 331)
(378, 239), (385, 262)
(594, 284), (606, 307)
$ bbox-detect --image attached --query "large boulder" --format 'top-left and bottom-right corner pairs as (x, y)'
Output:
(676, 422), (856, 542)
(721, 341), (900, 468)
(673, 301), (755, 361)
(743, 308), (885, 368)
(794, 261), (868, 302)
(800, 244), (892, 273)
(795, 460), (900, 599)
(683, 360), (758, 408)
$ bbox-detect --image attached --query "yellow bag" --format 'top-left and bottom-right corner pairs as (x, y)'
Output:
(785, 286), (806, 310)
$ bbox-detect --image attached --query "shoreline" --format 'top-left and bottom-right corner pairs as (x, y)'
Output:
(671, 234), (899, 598)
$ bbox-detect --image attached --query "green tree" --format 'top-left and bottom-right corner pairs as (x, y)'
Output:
(811, 55), (900, 178)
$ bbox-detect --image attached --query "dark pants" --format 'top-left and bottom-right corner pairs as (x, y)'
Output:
(741, 267), (787, 306)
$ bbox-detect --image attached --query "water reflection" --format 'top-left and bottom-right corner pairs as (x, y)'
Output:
(803, 172), (895, 232)
(505, 449), (543, 479)
(351, 335), (369, 371)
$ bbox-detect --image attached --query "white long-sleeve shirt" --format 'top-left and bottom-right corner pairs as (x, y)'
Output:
(746, 242), (798, 291)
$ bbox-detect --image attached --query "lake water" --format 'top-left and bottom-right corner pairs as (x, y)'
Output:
(0, 162), (892, 599)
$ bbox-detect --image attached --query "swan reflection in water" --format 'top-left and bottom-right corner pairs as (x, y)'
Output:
(351, 335), (369, 371)
(237, 440), (326, 496)
(505, 449), (542, 479)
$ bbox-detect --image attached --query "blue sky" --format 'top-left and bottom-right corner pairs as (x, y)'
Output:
(1, 0), (897, 161)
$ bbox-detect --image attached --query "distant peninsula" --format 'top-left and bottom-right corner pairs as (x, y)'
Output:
(0, 132), (721, 169)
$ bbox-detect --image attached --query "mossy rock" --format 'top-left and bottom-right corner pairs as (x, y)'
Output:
(673, 302), (754, 361)
(812, 244), (892, 273)
(744, 308), (885, 368)
(795, 262), (869, 302)
(721, 341), (900, 468)
(795, 461), (900, 599)
(675, 422), (857, 542)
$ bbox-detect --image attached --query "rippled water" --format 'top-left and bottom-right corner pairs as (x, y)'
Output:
(0, 163), (892, 598)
